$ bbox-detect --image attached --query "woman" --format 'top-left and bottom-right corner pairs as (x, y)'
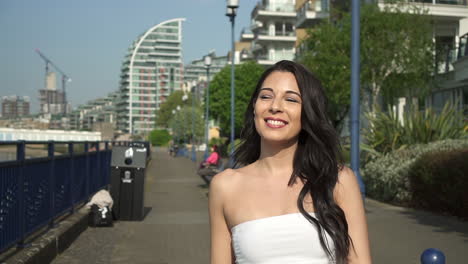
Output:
(209, 61), (371, 263)
(198, 145), (220, 184)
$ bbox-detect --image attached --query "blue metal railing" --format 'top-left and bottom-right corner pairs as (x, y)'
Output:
(0, 140), (151, 253)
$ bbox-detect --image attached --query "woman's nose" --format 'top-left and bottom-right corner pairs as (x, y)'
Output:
(269, 98), (283, 113)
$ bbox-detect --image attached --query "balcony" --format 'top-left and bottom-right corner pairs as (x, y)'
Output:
(438, 34), (468, 81)
(255, 52), (295, 66)
(252, 2), (296, 19)
(254, 29), (296, 43)
(413, 0), (466, 5)
(296, 0), (330, 29)
(378, 0), (468, 19)
(240, 28), (254, 41)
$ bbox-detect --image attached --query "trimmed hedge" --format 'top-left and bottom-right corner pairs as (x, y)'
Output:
(148, 129), (171, 146)
(362, 139), (468, 203)
(409, 148), (468, 219)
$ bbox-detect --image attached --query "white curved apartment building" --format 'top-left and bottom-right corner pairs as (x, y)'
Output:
(116, 18), (185, 134)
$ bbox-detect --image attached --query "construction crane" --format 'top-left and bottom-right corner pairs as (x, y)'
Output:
(35, 48), (72, 115)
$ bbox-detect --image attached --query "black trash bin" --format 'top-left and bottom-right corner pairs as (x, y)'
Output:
(110, 145), (147, 221)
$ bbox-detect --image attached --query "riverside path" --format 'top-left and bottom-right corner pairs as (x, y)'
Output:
(52, 147), (468, 264)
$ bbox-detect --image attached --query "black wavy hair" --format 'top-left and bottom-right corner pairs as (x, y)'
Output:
(234, 60), (352, 263)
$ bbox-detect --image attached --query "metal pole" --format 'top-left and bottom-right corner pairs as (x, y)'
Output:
(191, 88), (197, 162)
(204, 67), (211, 160)
(229, 15), (236, 167)
(351, 0), (365, 197)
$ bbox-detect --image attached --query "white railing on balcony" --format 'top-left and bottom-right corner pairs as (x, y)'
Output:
(411, 0), (467, 5)
(254, 1), (295, 13)
(255, 29), (296, 37)
(257, 52), (295, 62)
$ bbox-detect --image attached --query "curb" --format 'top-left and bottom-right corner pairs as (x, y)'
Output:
(5, 207), (89, 264)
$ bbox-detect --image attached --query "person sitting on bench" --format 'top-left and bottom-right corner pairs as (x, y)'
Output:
(198, 145), (220, 184)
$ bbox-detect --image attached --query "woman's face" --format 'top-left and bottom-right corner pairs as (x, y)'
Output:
(254, 71), (302, 144)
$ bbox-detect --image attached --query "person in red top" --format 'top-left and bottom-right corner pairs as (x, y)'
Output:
(198, 145), (220, 185)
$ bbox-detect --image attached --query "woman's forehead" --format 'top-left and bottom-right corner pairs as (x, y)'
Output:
(260, 71), (300, 94)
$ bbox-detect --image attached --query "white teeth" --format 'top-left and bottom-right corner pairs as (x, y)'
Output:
(266, 119), (285, 126)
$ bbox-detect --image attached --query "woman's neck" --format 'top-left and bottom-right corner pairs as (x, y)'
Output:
(257, 139), (298, 178)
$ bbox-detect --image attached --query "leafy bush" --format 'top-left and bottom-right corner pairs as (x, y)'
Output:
(365, 102), (466, 154)
(148, 129), (171, 146)
(362, 139), (468, 203)
(408, 148), (468, 219)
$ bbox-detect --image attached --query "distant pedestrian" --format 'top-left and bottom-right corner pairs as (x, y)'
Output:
(197, 145), (220, 184)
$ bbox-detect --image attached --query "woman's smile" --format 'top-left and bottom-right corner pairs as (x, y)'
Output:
(265, 117), (288, 128)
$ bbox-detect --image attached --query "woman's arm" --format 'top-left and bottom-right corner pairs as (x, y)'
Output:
(335, 167), (372, 263)
(209, 170), (234, 264)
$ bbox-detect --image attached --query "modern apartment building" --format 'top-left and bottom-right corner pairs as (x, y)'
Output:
(184, 51), (227, 100)
(65, 91), (118, 133)
(116, 18), (185, 134)
(1, 96), (30, 118)
(248, 0), (298, 65)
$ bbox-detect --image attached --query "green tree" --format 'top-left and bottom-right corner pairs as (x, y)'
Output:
(156, 91), (198, 128)
(169, 105), (204, 145)
(209, 61), (265, 138)
(297, 2), (434, 129)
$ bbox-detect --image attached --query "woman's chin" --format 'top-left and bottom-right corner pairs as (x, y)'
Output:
(261, 136), (297, 146)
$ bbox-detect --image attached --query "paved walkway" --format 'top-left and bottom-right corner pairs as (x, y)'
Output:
(52, 147), (209, 264)
(52, 148), (468, 264)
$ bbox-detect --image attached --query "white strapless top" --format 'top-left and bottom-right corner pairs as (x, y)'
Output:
(231, 212), (335, 264)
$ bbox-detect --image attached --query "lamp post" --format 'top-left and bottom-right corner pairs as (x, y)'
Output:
(191, 81), (197, 162)
(203, 55), (212, 160)
(172, 109), (178, 151)
(226, 0), (239, 167)
(173, 105), (181, 149)
(182, 94), (189, 157)
(351, 0), (365, 197)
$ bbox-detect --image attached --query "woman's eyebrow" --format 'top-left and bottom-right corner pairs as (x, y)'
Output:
(259, 87), (273, 92)
(285, 90), (302, 98)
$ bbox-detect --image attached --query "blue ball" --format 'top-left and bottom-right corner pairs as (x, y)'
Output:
(420, 248), (446, 264)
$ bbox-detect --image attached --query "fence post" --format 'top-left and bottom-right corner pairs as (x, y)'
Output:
(84, 142), (90, 199)
(96, 141), (101, 189)
(16, 141), (28, 248)
(69, 142), (75, 214)
(105, 141), (109, 186)
(48, 141), (56, 228)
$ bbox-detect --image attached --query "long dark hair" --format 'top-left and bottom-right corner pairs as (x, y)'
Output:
(234, 60), (352, 263)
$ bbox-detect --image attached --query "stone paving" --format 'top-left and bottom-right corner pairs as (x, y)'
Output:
(52, 147), (468, 264)
(52, 148), (209, 264)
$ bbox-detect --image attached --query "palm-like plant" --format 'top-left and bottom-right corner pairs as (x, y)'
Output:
(365, 102), (466, 154)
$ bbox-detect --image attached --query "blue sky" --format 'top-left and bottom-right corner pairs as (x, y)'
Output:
(0, 0), (257, 113)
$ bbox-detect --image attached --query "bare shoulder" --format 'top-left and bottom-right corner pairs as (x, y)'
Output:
(210, 168), (236, 192)
(334, 166), (361, 203)
(338, 166), (357, 184)
(210, 166), (252, 198)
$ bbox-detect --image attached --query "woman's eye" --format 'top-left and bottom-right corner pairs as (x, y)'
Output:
(286, 98), (299, 103)
(260, 95), (271, 99)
